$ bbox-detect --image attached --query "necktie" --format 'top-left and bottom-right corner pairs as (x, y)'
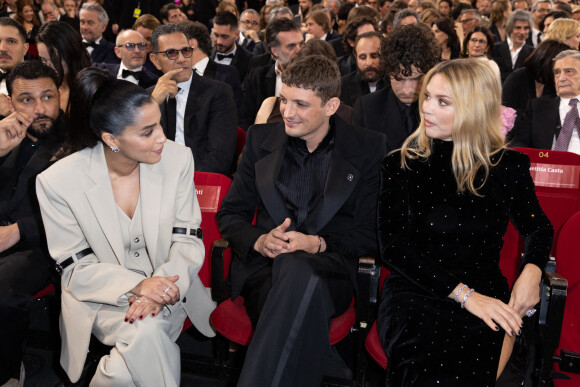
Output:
(537, 32), (543, 45)
(217, 53), (235, 60)
(122, 69), (142, 80)
(554, 98), (579, 151)
(404, 105), (416, 134)
(83, 41), (97, 48)
(166, 95), (177, 141)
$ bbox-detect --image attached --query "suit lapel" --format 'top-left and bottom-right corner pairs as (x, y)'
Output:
(85, 143), (126, 264)
(264, 65), (277, 98)
(204, 60), (217, 78)
(183, 73), (201, 147)
(139, 162), (162, 266)
(500, 43), (513, 68)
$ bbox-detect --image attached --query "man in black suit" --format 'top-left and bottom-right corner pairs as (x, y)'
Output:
(340, 31), (387, 108)
(0, 18), (28, 117)
(183, 21), (243, 109)
(0, 0), (15, 18)
(238, 18), (304, 130)
(96, 29), (159, 89)
(149, 24), (237, 175)
(238, 9), (261, 53)
(79, 3), (118, 64)
(527, 0), (552, 47)
(492, 10), (534, 83)
(0, 61), (64, 387)
(217, 55), (386, 387)
(511, 50), (580, 153)
(334, 15), (378, 76)
(305, 10), (341, 41)
(353, 23), (440, 153)
(211, 11), (253, 83)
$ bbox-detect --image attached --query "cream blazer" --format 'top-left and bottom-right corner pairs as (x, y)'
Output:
(36, 141), (216, 382)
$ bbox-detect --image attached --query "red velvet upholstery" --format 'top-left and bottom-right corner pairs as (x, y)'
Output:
(236, 128), (246, 161)
(33, 283), (55, 299)
(553, 211), (580, 386)
(365, 322), (388, 369)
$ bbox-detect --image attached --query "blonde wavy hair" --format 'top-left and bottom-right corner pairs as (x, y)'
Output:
(545, 18), (580, 47)
(400, 59), (505, 196)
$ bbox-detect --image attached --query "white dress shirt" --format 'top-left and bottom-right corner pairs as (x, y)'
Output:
(117, 63), (143, 85)
(173, 72), (193, 146)
(194, 56), (210, 76)
(506, 37), (524, 69)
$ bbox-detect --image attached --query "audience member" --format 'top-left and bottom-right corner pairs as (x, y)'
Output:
(217, 54), (386, 387)
(305, 9), (340, 41)
(0, 0), (17, 18)
(511, 50), (580, 153)
(340, 31), (387, 107)
(149, 23), (237, 175)
(438, 0), (452, 17)
(492, 10), (534, 83)
(334, 15), (377, 75)
(41, 1), (59, 22)
(420, 8), (441, 25)
(60, 0), (80, 31)
(353, 23), (440, 152)
(513, 0), (531, 11)
(132, 13), (162, 77)
(159, 3), (187, 25)
(528, 0), (552, 46)
(461, 26), (495, 58)
(15, 0), (40, 43)
(392, 8), (419, 28)
(432, 17), (461, 61)
(540, 10), (570, 34)
(0, 60), (64, 387)
(238, 8), (260, 52)
(37, 67), (215, 386)
(79, 2), (117, 64)
(477, 0), (492, 17)
(459, 8), (482, 34)
(489, 0), (512, 42)
(544, 17), (580, 48)
(0, 17), (29, 116)
(211, 11), (252, 82)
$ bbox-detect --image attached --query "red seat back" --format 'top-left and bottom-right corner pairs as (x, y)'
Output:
(194, 172), (232, 287)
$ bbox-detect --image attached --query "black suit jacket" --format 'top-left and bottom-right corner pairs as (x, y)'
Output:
(340, 71), (387, 108)
(89, 38), (119, 65)
(0, 119), (64, 248)
(216, 116), (387, 298)
(337, 54), (356, 77)
(95, 62), (159, 89)
(353, 86), (420, 153)
(148, 72), (237, 175)
(325, 31), (342, 41)
(239, 63), (276, 130)
(510, 95), (561, 150)
(492, 41), (534, 83)
(203, 59), (243, 109)
(329, 37), (346, 58)
(211, 43), (253, 83)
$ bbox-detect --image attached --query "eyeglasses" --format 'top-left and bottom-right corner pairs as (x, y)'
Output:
(154, 47), (194, 60)
(469, 37), (487, 45)
(117, 42), (148, 51)
(240, 19), (259, 25)
(460, 18), (477, 24)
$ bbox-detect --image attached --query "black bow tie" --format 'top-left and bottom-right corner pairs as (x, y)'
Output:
(217, 53), (235, 60)
(0, 71), (9, 82)
(122, 69), (142, 80)
(83, 41), (98, 48)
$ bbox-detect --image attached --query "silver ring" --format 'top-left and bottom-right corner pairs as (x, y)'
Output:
(526, 308), (537, 318)
(135, 299), (142, 304)
(164, 286), (171, 293)
(161, 293), (166, 299)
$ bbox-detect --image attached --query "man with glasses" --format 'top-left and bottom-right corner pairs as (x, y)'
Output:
(97, 29), (158, 89)
(149, 24), (237, 175)
(238, 9), (261, 53)
(528, 0), (552, 46)
(459, 9), (481, 35)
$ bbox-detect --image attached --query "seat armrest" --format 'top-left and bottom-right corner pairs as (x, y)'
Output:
(356, 257), (380, 331)
(210, 239), (230, 302)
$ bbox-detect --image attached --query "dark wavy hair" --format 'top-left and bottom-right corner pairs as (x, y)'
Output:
(181, 21), (212, 56)
(381, 22), (440, 77)
(460, 26), (494, 58)
(342, 15), (378, 55)
(433, 17), (460, 51)
(524, 38), (570, 85)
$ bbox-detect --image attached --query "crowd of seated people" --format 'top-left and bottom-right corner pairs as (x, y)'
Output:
(0, 0), (578, 386)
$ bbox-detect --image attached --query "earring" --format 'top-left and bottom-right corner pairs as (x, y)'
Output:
(110, 146), (120, 153)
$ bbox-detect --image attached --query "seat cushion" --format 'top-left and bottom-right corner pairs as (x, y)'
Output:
(365, 321), (388, 370)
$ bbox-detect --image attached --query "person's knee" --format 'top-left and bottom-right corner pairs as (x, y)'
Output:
(276, 252), (318, 283)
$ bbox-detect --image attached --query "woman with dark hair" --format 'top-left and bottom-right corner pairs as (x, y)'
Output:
(432, 17), (460, 60)
(36, 21), (91, 112)
(461, 26), (494, 58)
(502, 39), (570, 112)
(489, 0), (511, 42)
(437, 0), (453, 18)
(36, 68), (216, 386)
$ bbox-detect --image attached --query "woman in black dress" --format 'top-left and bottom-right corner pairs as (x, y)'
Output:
(378, 59), (553, 386)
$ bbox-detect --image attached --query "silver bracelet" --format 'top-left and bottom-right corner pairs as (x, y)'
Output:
(317, 236), (322, 253)
(461, 288), (475, 309)
(454, 285), (468, 302)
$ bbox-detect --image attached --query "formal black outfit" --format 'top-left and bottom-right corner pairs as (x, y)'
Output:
(239, 63), (276, 130)
(329, 37), (346, 58)
(60, 14), (79, 32)
(0, 117), (65, 383)
(149, 72), (237, 175)
(86, 38), (119, 65)
(95, 62), (159, 89)
(217, 117), (386, 386)
(203, 59), (243, 110)
(248, 51), (273, 70)
(492, 41), (534, 84)
(340, 71), (387, 108)
(378, 141), (553, 386)
(325, 31), (342, 41)
(510, 95), (561, 149)
(353, 86), (420, 153)
(337, 54), (356, 76)
(211, 43), (253, 83)
(502, 67), (556, 113)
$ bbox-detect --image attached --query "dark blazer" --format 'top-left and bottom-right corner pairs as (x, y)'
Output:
(252, 41), (268, 56)
(329, 37), (346, 58)
(216, 116), (387, 298)
(325, 31), (342, 41)
(89, 38), (119, 65)
(248, 51), (273, 70)
(337, 54), (356, 76)
(0, 119), (64, 248)
(353, 86), (420, 153)
(340, 71), (387, 108)
(211, 43), (253, 82)
(239, 63), (276, 130)
(203, 59), (243, 109)
(492, 41), (534, 83)
(95, 62), (159, 89)
(148, 72), (237, 175)
(60, 14), (80, 31)
(510, 95), (560, 150)
(502, 67), (557, 113)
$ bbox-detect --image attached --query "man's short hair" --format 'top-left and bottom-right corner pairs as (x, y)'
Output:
(282, 55), (341, 104)
(347, 4), (380, 22)
(133, 14), (161, 31)
(80, 3), (109, 26)
(531, 0), (553, 12)
(505, 9), (533, 35)
(554, 49), (580, 63)
(0, 17), (27, 43)
(240, 8), (259, 20)
(214, 10), (239, 30)
(354, 31), (384, 55)
(181, 21), (212, 56)
(342, 15), (378, 54)
(381, 22), (439, 77)
(338, 3), (356, 21)
(460, 8), (482, 20)
(296, 39), (337, 62)
(269, 6), (294, 21)
(266, 18), (300, 49)
(392, 8), (419, 29)
(307, 10), (331, 33)
(6, 60), (59, 97)
(160, 3), (180, 21)
(150, 23), (187, 53)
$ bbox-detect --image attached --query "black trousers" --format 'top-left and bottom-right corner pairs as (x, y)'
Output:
(0, 248), (52, 383)
(238, 251), (354, 387)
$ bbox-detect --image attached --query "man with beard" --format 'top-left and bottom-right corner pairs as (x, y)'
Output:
(0, 17), (28, 116)
(0, 60), (64, 387)
(211, 11), (253, 83)
(340, 31), (387, 108)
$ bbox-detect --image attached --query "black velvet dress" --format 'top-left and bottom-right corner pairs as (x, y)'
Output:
(377, 140), (553, 386)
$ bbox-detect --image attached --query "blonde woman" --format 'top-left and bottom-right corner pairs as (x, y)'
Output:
(545, 18), (580, 49)
(377, 59), (553, 386)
